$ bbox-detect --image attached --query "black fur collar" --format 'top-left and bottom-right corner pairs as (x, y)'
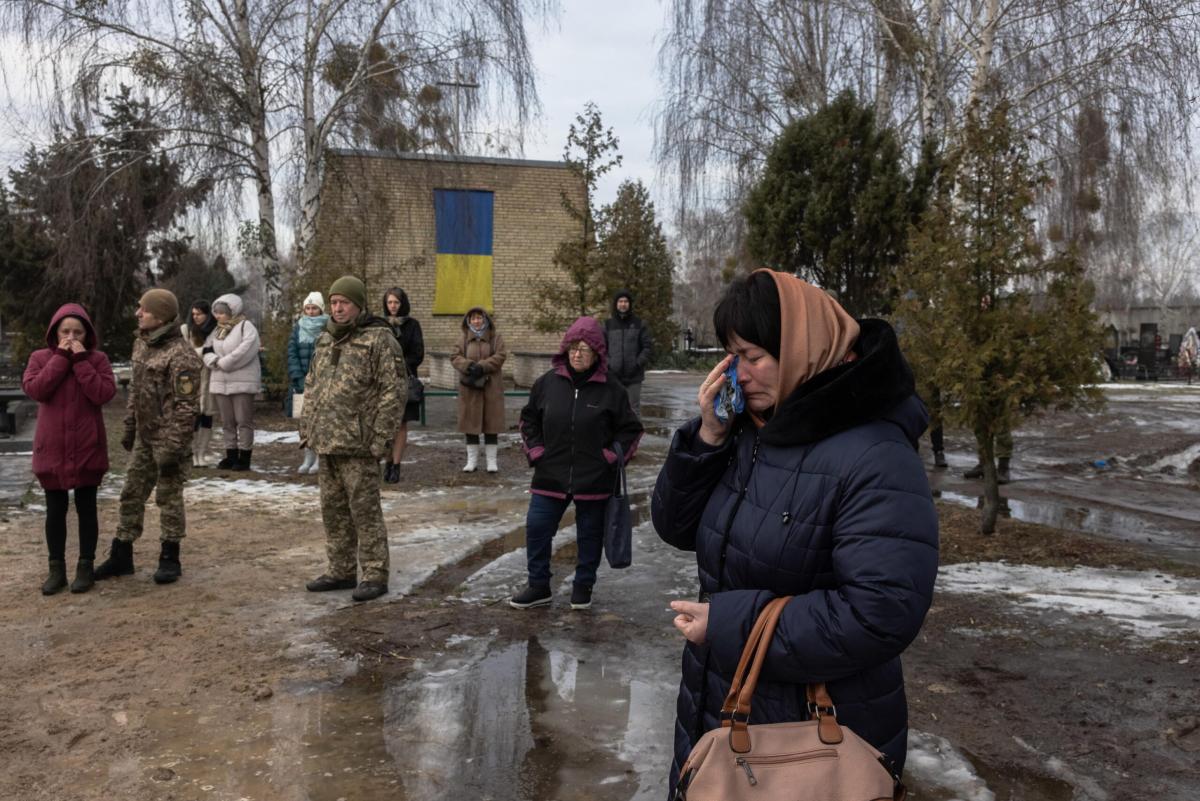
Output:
(759, 318), (917, 447)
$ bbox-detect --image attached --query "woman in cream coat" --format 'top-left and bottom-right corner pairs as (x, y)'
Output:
(203, 293), (262, 471)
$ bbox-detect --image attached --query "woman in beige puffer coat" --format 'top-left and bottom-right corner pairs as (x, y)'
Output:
(203, 293), (262, 471)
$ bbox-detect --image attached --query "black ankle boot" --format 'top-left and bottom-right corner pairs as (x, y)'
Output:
(70, 559), (95, 593)
(231, 449), (251, 471)
(153, 541), (182, 584)
(217, 449), (238, 469)
(933, 450), (948, 469)
(94, 538), (134, 580)
(41, 559), (68, 596)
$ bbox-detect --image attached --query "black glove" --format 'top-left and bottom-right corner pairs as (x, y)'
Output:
(202, 345), (215, 355)
(467, 363), (483, 378)
(121, 428), (136, 452)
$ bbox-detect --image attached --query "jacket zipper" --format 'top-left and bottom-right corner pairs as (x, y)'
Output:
(716, 434), (760, 588)
(735, 749), (838, 786)
(567, 387), (579, 493)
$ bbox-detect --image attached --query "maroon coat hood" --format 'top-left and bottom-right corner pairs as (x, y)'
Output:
(45, 303), (99, 350)
(550, 316), (608, 381)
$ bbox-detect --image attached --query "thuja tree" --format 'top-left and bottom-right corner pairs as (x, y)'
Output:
(595, 179), (677, 353)
(744, 91), (918, 317)
(894, 104), (1103, 534)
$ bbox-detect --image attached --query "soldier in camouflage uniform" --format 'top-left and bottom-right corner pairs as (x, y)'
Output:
(302, 275), (407, 602)
(95, 288), (203, 585)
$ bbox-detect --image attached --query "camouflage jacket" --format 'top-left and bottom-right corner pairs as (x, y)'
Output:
(124, 323), (203, 454)
(301, 315), (407, 457)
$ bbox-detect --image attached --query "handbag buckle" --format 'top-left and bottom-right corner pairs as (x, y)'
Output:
(808, 702), (837, 719)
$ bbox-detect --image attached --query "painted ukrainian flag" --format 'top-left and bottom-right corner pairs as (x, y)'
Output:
(432, 189), (495, 314)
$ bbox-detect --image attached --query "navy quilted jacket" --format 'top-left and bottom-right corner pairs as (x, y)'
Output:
(651, 319), (938, 795)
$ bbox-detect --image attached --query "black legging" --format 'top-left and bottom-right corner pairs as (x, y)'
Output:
(465, 434), (498, 445)
(45, 487), (99, 561)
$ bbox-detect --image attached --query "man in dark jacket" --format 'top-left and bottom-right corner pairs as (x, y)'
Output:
(512, 316), (644, 610)
(604, 289), (652, 414)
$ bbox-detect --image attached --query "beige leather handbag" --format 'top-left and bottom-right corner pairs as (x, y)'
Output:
(674, 596), (907, 801)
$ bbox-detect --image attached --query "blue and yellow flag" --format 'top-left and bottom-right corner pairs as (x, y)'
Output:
(432, 189), (494, 315)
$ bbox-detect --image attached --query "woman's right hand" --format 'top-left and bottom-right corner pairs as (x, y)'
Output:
(697, 354), (734, 446)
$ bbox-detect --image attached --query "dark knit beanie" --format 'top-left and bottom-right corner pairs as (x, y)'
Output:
(139, 288), (179, 324)
(328, 275), (367, 312)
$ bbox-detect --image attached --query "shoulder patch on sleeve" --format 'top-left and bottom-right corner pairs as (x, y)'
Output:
(175, 370), (198, 397)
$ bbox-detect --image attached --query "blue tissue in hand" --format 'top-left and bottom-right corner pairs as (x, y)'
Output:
(713, 357), (744, 423)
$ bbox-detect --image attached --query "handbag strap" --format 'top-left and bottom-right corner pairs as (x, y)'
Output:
(612, 442), (627, 497)
(719, 596), (791, 753)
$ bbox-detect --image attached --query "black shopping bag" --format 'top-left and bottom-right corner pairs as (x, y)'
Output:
(603, 442), (632, 569)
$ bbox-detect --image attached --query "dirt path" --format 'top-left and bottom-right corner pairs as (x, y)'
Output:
(0, 383), (1197, 800)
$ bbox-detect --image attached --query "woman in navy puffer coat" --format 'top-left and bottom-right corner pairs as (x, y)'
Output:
(652, 270), (938, 796)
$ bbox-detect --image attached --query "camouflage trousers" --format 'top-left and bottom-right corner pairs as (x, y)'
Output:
(116, 438), (191, 543)
(319, 454), (390, 583)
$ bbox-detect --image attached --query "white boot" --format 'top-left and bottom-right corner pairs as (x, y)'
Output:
(309, 453), (319, 475)
(463, 443), (479, 472)
(485, 443), (499, 473)
(299, 448), (316, 474)
(194, 428), (213, 467)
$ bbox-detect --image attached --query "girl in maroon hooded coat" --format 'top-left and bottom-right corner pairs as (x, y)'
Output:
(22, 303), (117, 595)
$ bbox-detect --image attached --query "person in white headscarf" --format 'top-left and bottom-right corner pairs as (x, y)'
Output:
(288, 291), (328, 473)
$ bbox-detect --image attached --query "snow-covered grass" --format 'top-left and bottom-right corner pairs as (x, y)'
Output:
(248, 429), (301, 445)
(1145, 442), (1200, 473)
(938, 562), (1200, 639)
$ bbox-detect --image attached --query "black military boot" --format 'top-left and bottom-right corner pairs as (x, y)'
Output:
(963, 462), (984, 479)
(232, 449), (252, 471)
(217, 449), (238, 469)
(933, 450), (948, 469)
(153, 541), (182, 584)
(70, 559), (95, 594)
(94, 538), (134, 580)
(997, 457), (1011, 485)
(41, 559), (68, 596)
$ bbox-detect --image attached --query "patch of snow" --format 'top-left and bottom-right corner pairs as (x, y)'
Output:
(250, 430), (301, 445)
(905, 730), (995, 801)
(938, 562), (1200, 639)
(1145, 442), (1200, 473)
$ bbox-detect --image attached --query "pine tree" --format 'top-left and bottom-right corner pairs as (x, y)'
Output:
(595, 180), (677, 353)
(744, 91), (914, 317)
(531, 103), (622, 333)
(894, 104), (1104, 534)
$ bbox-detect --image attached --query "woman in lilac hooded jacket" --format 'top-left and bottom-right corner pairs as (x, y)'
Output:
(22, 303), (117, 595)
(512, 316), (643, 611)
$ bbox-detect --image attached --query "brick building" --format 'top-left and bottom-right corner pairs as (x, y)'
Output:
(312, 149), (585, 385)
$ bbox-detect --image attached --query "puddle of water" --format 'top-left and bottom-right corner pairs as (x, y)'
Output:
(139, 632), (677, 801)
(934, 489), (1200, 560)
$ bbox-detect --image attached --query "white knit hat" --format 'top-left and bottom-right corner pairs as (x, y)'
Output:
(303, 291), (325, 312)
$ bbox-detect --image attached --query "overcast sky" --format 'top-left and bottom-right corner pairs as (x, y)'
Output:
(522, 1), (668, 216)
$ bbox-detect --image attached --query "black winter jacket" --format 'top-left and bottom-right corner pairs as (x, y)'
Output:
(519, 366), (643, 498)
(651, 319), (939, 796)
(605, 290), (652, 385)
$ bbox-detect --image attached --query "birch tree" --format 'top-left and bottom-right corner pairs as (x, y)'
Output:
(2, 0), (548, 296)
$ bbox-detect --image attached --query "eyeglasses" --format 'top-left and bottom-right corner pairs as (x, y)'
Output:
(568, 344), (594, 355)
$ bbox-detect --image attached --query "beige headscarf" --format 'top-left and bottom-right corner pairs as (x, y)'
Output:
(752, 269), (860, 425)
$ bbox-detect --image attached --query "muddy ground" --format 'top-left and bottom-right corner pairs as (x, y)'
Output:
(0, 376), (1197, 800)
